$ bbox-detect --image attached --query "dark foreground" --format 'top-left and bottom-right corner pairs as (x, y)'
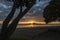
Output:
(10, 26), (60, 40)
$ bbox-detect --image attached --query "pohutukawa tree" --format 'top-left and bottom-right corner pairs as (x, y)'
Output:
(0, 0), (37, 40)
(43, 0), (60, 24)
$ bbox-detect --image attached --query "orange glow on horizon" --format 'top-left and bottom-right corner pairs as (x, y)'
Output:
(19, 20), (46, 25)
(0, 20), (60, 28)
(0, 20), (60, 25)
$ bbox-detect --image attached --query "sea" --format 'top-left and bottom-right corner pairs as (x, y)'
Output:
(0, 24), (60, 40)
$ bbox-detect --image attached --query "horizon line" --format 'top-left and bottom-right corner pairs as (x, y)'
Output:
(0, 21), (60, 25)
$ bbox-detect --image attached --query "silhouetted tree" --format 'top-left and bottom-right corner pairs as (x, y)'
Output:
(0, 0), (36, 40)
(43, 0), (60, 24)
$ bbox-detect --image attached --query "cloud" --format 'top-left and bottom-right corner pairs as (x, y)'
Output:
(0, 0), (51, 21)
(0, 3), (12, 9)
(0, 10), (3, 13)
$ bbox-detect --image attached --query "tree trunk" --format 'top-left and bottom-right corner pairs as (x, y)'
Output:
(5, 4), (34, 39)
(0, 3), (17, 40)
(0, 0), (35, 40)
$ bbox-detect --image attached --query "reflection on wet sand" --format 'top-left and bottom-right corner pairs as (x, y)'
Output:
(17, 24), (60, 28)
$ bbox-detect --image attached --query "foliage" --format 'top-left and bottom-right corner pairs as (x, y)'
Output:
(43, 0), (60, 24)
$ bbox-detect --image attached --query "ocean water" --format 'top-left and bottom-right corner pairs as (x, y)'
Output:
(11, 25), (60, 40)
(0, 24), (60, 29)
(0, 24), (60, 40)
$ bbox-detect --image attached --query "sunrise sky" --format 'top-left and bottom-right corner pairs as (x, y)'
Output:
(0, 0), (60, 25)
(0, 0), (51, 21)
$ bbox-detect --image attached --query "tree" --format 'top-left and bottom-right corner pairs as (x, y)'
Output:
(0, 0), (36, 40)
(43, 0), (60, 24)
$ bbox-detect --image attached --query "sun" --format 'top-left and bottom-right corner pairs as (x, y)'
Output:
(27, 20), (35, 27)
(27, 20), (35, 23)
(19, 19), (46, 25)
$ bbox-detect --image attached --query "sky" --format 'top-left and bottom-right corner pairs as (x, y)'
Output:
(0, 0), (51, 22)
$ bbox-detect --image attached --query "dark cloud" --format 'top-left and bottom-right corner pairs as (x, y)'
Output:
(0, 0), (50, 21)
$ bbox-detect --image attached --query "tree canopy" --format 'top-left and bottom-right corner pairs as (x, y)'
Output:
(43, 0), (60, 24)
